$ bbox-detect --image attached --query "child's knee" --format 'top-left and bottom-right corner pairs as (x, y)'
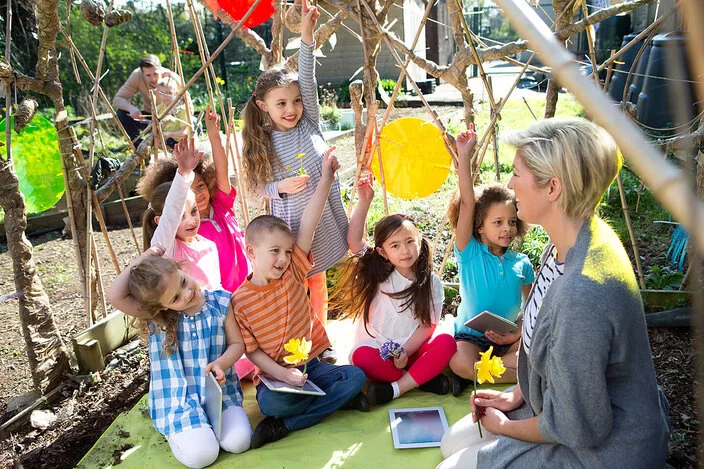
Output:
(449, 354), (475, 378)
(168, 427), (219, 468)
(435, 333), (458, 353)
(348, 365), (367, 390)
(220, 429), (251, 454)
(220, 406), (252, 454)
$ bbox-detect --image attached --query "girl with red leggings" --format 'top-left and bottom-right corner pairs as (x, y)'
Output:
(332, 177), (457, 406)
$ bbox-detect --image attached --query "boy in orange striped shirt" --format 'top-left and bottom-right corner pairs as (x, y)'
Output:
(232, 148), (368, 449)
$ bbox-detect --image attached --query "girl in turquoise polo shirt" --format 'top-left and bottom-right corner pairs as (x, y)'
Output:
(446, 127), (534, 397)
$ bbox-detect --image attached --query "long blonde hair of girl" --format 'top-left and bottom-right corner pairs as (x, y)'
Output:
(129, 256), (183, 355)
(241, 65), (299, 193)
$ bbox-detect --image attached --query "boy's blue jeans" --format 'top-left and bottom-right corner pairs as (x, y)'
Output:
(255, 358), (366, 431)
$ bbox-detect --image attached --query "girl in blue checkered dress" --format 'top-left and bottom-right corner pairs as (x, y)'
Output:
(107, 249), (251, 468)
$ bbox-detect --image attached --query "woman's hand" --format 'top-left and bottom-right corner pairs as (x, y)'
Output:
(484, 329), (520, 345)
(204, 104), (220, 137)
(173, 135), (204, 176)
(279, 367), (308, 387)
(471, 388), (524, 424)
(393, 349), (408, 369)
(480, 407), (510, 435)
(278, 175), (309, 194)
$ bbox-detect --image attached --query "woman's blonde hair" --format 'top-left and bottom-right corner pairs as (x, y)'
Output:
(503, 117), (621, 219)
(129, 256), (183, 355)
(241, 66), (299, 193)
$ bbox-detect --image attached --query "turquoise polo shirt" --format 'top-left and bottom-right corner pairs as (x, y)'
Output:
(453, 236), (535, 337)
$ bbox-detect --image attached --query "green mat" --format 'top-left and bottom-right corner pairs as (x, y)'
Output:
(77, 381), (509, 469)
(78, 319), (510, 468)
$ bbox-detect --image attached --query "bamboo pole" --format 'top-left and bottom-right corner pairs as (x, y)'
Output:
(90, 235), (108, 319)
(346, 101), (378, 217)
(358, 0), (458, 163)
(522, 97), (538, 121)
(58, 27), (137, 153)
(226, 99), (250, 225)
(185, 0), (215, 109)
(116, 184), (141, 255)
(150, 90), (165, 163)
(594, 7), (677, 75)
(84, 2), (114, 323)
(580, 0), (600, 88)
(437, 233), (456, 276)
(616, 173), (646, 289)
(431, 212), (449, 258)
(493, 0), (704, 255)
(164, 0), (194, 133)
(66, 0), (81, 84)
(374, 120), (389, 215)
(472, 53), (535, 171)
(158, 0), (264, 120)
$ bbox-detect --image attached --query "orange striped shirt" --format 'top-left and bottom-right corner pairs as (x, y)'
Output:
(232, 245), (330, 383)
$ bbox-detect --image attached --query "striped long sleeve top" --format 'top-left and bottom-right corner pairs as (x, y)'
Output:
(260, 41), (349, 276)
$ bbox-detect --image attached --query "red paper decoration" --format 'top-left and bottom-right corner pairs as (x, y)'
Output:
(209, 0), (275, 28)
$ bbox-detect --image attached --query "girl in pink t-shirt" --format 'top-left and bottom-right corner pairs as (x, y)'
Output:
(141, 136), (222, 290)
(137, 105), (251, 293)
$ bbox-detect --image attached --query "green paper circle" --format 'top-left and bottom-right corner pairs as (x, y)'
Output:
(0, 115), (65, 214)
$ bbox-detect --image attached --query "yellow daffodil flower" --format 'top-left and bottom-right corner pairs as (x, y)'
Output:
(473, 346), (506, 438)
(283, 337), (311, 366)
(475, 346), (505, 384)
(296, 153), (306, 159)
(216, 77), (225, 85)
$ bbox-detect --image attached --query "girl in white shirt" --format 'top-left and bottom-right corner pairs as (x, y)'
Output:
(332, 177), (457, 406)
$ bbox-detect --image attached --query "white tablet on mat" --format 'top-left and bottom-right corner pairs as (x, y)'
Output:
(388, 407), (449, 449)
(204, 372), (223, 440)
(464, 311), (518, 335)
(259, 375), (326, 396)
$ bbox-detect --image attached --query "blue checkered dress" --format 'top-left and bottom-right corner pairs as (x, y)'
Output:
(148, 289), (244, 437)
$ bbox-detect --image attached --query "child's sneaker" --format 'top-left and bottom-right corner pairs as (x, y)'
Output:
(251, 417), (289, 448)
(418, 374), (450, 395)
(320, 347), (337, 364)
(450, 371), (472, 397)
(367, 382), (394, 406)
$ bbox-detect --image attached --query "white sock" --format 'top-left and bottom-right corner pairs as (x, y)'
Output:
(391, 381), (400, 399)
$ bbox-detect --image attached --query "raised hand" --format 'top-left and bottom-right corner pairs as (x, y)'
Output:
(456, 123), (478, 163)
(357, 171), (375, 204)
(204, 104), (220, 137)
(321, 146), (340, 181)
(173, 135), (204, 176)
(301, 0), (319, 45)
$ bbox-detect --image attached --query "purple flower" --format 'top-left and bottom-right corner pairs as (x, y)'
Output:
(380, 340), (404, 360)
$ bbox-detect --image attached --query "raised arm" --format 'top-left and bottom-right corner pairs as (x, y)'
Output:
(347, 174), (374, 254)
(298, 0), (320, 123)
(205, 105), (231, 194)
(296, 147), (340, 254)
(107, 246), (165, 318)
(150, 136), (203, 252)
(455, 127), (478, 251)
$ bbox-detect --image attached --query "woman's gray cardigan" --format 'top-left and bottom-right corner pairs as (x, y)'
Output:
(478, 217), (670, 469)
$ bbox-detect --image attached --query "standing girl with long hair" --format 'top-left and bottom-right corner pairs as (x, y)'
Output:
(240, 0), (347, 362)
(332, 177), (456, 405)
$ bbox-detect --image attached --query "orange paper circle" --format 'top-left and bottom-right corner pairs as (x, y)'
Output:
(371, 117), (452, 200)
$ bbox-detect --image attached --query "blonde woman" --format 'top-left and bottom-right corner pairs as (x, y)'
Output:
(438, 118), (670, 469)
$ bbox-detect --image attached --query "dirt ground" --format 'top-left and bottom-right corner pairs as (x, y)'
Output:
(0, 104), (698, 467)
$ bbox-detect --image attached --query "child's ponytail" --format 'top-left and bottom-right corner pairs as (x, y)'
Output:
(141, 182), (171, 250)
(331, 247), (394, 337)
